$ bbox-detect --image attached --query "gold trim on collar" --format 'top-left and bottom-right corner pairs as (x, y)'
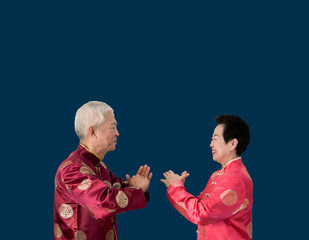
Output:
(80, 143), (101, 160)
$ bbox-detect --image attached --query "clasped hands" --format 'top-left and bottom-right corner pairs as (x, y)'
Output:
(126, 165), (153, 192)
(125, 165), (190, 191)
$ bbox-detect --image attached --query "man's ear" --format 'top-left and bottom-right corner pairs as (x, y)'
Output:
(88, 126), (96, 138)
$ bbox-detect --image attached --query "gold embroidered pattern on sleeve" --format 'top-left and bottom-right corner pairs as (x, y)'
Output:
(113, 182), (121, 189)
(106, 229), (114, 240)
(54, 223), (62, 238)
(220, 189), (238, 206)
(75, 230), (87, 240)
(176, 201), (187, 210)
(78, 179), (92, 190)
(103, 180), (112, 188)
(60, 161), (72, 171)
(233, 198), (249, 214)
(116, 190), (129, 208)
(59, 204), (74, 219)
(246, 222), (253, 239)
(79, 166), (95, 176)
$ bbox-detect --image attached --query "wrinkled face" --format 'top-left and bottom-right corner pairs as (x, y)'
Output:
(210, 124), (231, 163)
(95, 111), (119, 153)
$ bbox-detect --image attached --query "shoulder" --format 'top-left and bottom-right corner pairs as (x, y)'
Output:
(214, 168), (246, 193)
(217, 167), (252, 197)
(58, 153), (96, 177)
(224, 165), (252, 182)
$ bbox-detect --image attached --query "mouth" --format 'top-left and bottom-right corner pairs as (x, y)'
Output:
(212, 150), (216, 155)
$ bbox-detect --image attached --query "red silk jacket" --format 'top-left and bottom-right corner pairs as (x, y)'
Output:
(54, 144), (149, 240)
(166, 158), (253, 240)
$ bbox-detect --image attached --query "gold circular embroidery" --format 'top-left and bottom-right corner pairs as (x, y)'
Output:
(247, 222), (253, 239)
(78, 179), (92, 190)
(106, 229), (114, 240)
(75, 230), (87, 240)
(80, 166), (95, 176)
(113, 182), (121, 189)
(220, 189), (238, 206)
(61, 160), (72, 171)
(116, 190), (129, 208)
(59, 203), (74, 219)
(103, 180), (112, 188)
(54, 223), (62, 238)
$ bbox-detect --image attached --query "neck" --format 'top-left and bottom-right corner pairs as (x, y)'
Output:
(220, 155), (240, 169)
(80, 142), (105, 160)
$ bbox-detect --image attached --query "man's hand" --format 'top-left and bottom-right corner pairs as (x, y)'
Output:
(126, 165), (153, 192)
(160, 170), (190, 188)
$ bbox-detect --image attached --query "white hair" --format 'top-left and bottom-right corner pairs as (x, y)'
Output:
(74, 101), (114, 141)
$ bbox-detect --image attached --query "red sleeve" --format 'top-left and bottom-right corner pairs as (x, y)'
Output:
(58, 161), (147, 220)
(109, 169), (150, 202)
(166, 175), (246, 226)
(108, 169), (130, 188)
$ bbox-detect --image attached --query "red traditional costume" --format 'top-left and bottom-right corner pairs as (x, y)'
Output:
(54, 144), (149, 240)
(166, 158), (253, 240)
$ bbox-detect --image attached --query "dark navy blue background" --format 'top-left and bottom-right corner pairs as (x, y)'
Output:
(2, 1), (308, 239)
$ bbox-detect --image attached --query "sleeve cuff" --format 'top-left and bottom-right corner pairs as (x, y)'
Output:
(168, 180), (184, 189)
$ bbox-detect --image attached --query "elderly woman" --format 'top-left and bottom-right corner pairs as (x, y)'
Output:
(161, 115), (253, 240)
(54, 101), (152, 240)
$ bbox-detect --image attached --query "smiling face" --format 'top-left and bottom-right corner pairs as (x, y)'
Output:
(210, 124), (238, 166)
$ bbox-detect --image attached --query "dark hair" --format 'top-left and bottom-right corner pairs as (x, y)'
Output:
(215, 115), (250, 156)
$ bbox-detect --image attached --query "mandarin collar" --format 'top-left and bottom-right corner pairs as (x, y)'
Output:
(221, 157), (242, 172)
(77, 144), (101, 167)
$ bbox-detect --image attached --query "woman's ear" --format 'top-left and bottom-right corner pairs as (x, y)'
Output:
(230, 138), (238, 151)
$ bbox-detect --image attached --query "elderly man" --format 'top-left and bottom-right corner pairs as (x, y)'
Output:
(161, 115), (253, 240)
(54, 101), (152, 240)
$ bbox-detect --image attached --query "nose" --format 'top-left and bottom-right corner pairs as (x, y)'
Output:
(115, 129), (119, 137)
(210, 140), (213, 148)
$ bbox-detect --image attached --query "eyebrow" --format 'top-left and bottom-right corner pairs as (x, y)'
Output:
(212, 134), (219, 137)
